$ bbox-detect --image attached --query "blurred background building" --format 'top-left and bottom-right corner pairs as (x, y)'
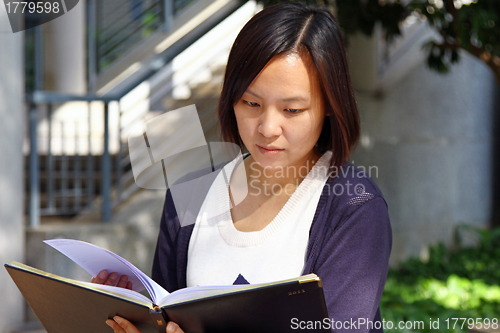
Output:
(0, 0), (497, 332)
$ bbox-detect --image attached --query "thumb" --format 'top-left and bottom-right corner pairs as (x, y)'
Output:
(166, 321), (184, 333)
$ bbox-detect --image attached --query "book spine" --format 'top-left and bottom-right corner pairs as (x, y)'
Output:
(150, 307), (167, 333)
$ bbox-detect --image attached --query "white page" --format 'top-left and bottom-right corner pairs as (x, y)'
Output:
(44, 239), (170, 303)
(159, 284), (246, 306)
(157, 274), (316, 307)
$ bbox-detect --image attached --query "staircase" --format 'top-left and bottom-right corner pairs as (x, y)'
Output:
(19, 2), (261, 331)
(26, 0), (260, 223)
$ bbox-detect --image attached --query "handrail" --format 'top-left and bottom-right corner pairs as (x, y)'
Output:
(28, 91), (119, 103)
(27, 92), (120, 226)
(27, 0), (245, 227)
(93, 0), (167, 74)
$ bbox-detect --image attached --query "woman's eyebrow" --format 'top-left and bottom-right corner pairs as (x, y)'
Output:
(280, 96), (310, 103)
(245, 90), (310, 103)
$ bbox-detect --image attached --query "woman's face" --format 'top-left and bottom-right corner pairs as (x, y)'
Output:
(233, 52), (326, 172)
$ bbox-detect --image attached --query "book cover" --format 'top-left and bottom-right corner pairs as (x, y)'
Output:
(6, 259), (329, 333)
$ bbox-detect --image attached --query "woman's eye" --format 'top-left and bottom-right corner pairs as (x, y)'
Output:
(285, 108), (302, 113)
(244, 101), (259, 107)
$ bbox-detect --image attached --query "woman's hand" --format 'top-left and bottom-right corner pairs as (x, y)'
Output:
(91, 270), (184, 333)
(106, 316), (184, 333)
(91, 269), (133, 290)
(93, 272), (184, 332)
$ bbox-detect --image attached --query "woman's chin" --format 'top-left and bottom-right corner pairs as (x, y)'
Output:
(249, 156), (287, 171)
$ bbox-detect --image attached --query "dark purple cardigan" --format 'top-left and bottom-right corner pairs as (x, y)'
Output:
(152, 162), (392, 333)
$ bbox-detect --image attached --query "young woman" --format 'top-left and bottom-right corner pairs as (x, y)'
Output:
(100, 3), (392, 333)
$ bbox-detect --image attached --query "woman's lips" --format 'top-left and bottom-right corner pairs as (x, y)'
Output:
(256, 144), (284, 156)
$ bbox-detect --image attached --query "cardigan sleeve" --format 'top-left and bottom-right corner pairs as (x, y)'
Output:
(314, 195), (392, 333)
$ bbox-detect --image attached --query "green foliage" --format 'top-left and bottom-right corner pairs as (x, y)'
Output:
(141, 11), (159, 39)
(257, 0), (500, 81)
(381, 227), (500, 333)
(394, 226), (500, 285)
(408, 0), (500, 76)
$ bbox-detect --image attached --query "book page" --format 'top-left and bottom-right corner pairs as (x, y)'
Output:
(159, 284), (246, 306)
(158, 274), (319, 307)
(44, 239), (170, 303)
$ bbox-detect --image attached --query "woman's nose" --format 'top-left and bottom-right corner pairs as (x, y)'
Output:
(258, 109), (282, 138)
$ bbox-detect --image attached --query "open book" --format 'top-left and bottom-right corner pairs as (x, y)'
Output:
(6, 239), (329, 333)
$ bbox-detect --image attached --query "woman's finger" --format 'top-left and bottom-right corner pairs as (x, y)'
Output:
(166, 321), (185, 333)
(109, 316), (142, 333)
(92, 271), (132, 289)
(105, 319), (125, 333)
(93, 270), (108, 284)
(116, 275), (129, 289)
(104, 272), (119, 286)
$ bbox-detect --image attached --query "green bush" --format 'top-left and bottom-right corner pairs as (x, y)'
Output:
(380, 227), (500, 332)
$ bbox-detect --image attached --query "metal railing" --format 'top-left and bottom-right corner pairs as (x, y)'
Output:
(26, 0), (243, 227)
(174, 0), (195, 14)
(88, 0), (197, 76)
(27, 92), (120, 227)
